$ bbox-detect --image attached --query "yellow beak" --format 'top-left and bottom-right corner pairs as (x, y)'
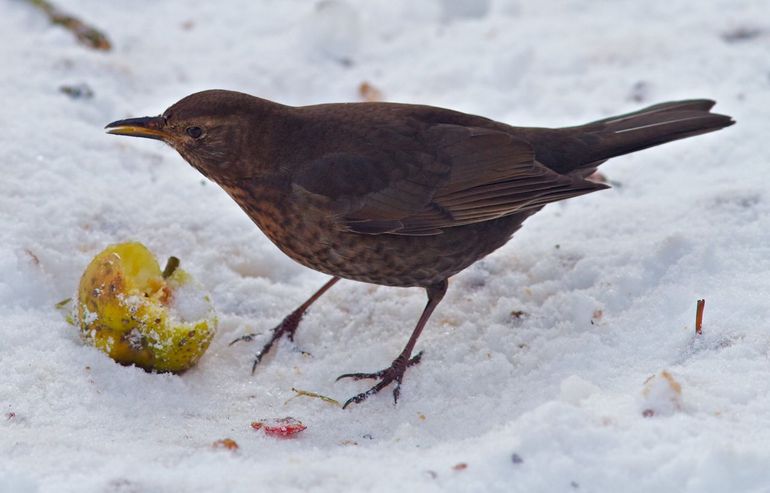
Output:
(105, 116), (169, 141)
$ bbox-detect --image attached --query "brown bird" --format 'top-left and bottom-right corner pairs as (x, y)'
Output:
(106, 91), (733, 407)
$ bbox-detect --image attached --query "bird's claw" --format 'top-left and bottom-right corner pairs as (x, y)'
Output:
(335, 369), (388, 382)
(250, 351), (265, 374)
(338, 351), (423, 409)
(230, 310), (305, 373)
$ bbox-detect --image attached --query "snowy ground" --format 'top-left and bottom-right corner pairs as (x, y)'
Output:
(1, 0), (769, 491)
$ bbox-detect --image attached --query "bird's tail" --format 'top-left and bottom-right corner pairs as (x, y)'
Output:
(573, 100), (734, 170)
(535, 100), (734, 176)
(582, 99), (734, 158)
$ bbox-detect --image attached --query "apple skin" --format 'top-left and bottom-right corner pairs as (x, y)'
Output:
(76, 242), (217, 373)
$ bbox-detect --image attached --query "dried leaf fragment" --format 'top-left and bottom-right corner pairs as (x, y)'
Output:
(212, 438), (239, 451)
(55, 298), (72, 310)
(721, 27), (765, 43)
(60, 83), (94, 99)
(641, 370), (683, 416)
(359, 81), (383, 102)
(285, 387), (342, 407)
(24, 249), (40, 266)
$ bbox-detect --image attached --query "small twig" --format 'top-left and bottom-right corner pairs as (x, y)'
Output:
(162, 256), (180, 279)
(284, 387), (342, 407)
(695, 299), (705, 335)
(25, 0), (111, 51)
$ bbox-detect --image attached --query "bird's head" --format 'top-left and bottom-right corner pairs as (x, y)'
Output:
(106, 90), (278, 183)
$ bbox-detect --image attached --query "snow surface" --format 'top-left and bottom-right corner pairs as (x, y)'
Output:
(1, 0), (769, 492)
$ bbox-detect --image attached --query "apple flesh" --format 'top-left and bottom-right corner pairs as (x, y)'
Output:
(76, 242), (217, 373)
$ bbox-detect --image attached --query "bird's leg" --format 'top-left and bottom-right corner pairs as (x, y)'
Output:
(337, 279), (448, 409)
(230, 276), (340, 373)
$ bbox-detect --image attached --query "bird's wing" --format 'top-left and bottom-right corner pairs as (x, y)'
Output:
(292, 123), (607, 236)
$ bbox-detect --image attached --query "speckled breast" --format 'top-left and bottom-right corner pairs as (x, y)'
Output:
(224, 183), (532, 288)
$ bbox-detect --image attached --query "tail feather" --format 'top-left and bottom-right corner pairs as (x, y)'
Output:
(586, 109), (733, 161)
(586, 99), (717, 127)
(533, 100), (735, 176)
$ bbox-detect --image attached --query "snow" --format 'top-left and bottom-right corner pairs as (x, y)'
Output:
(1, 0), (768, 492)
(168, 274), (215, 324)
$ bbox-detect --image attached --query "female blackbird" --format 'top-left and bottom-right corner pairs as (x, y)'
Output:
(106, 91), (733, 408)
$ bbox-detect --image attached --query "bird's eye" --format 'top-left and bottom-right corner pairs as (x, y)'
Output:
(186, 126), (203, 139)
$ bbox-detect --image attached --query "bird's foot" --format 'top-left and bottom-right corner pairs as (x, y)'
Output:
(229, 309), (304, 373)
(336, 351), (424, 409)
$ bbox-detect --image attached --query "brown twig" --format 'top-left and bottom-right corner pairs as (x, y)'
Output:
(695, 299), (705, 335)
(25, 0), (111, 51)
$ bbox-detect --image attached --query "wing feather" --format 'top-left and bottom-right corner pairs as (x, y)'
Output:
(292, 123), (606, 236)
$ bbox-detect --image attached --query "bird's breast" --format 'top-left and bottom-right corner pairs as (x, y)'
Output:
(222, 183), (527, 287)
